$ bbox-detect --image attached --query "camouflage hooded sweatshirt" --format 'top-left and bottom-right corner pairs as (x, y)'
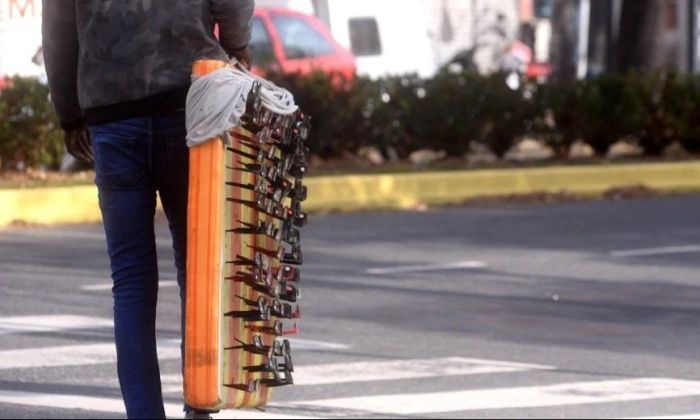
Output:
(42, 0), (254, 129)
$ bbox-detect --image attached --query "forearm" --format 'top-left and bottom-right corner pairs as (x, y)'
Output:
(210, 0), (255, 57)
(42, 0), (82, 128)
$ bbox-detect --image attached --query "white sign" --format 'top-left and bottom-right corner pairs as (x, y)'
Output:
(0, 0), (44, 79)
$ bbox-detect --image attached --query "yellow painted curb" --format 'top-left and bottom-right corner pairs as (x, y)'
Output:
(303, 161), (700, 212)
(0, 185), (101, 227)
(2, 161), (700, 227)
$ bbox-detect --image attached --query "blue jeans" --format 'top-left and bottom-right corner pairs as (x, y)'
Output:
(90, 113), (189, 419)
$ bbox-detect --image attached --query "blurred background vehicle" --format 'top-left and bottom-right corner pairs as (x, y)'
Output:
(440, 6), (536, 90)
(258, 0), (526, 79)
(249, 7), (356, 79)
(257, 0), (437, 78)
(319, 0), (437, 78)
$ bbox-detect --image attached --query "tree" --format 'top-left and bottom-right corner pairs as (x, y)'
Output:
(549, 0), (579, 81)
(587, 0), (614, 75)
(0, 77), (63, 170)
(616, 0), (664, 72)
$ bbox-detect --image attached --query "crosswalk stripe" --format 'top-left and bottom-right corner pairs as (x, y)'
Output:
(0, 315), (113, 335)
(188, 407), (314, 419)
(160, 357), (553, 393)
(0, 342), (180, 370)
(0, 338), (349, 371)
(290, 378), (700, 415)
(81, 281), (178, 292)
(288, 338), (350, 351)
(611, 245), (700, 258)
(0, 229), (172, 247)
(0, 390), (125, 414)
(0, 314), (348, 351)
(273, 357), (551, 386)
(366, 261), (488, 275)
(0, 390), (314, 419)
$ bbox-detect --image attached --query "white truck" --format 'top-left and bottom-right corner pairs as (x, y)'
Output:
(258, 0), (438, 78)
(2, 0), (439, 81)
(259, 0), (522, 78)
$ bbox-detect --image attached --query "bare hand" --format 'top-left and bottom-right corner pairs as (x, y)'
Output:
(64, 125), (94, 164)
(232, 47), (253, 70)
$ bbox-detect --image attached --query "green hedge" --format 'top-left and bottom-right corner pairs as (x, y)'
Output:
(273, 70), (700, 160)
(3, 71), (700, 170)
(0, 76), (63, 170)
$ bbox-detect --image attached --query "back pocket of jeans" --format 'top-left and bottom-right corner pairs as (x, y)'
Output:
(92, 132), (146, 189)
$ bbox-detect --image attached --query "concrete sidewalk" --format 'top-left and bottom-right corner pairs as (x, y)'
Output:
(2, 160), (700, 227)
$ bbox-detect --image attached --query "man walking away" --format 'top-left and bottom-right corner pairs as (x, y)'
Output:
(42, 1), (254, 418)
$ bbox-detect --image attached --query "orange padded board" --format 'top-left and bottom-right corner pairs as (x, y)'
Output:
(185, 60), (275, 410)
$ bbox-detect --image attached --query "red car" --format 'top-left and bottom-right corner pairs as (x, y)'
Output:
(249, 7), (356, 79)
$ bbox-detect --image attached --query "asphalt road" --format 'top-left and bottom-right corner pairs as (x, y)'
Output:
(2, 196), (700, 419)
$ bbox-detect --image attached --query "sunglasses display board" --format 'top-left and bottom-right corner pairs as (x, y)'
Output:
(185, 60), (308, 410)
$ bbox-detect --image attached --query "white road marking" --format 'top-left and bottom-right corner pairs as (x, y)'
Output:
(0, 315), (113, 335)
(0, 390), (126, 415)
(366, 261), (488, 275)
(290, 378), (700, 415)
(630, 416), (700, 420)
(161, 357), (552, 393)
(0, 390), (313, 419)
(0, 338), (349, 371)
(161, 374), (183, 393)
(209, 409), (314, 420)
(288, 338), (350, 351)
(0, 342), (180, 370)
(0, 228), (172, 247)
(0, 229), (107, 242)
(0, 263), (105, 279)
(292, 357), (553, 386)
(81, 281), (178, 292)
(611, 245), (700, 258)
